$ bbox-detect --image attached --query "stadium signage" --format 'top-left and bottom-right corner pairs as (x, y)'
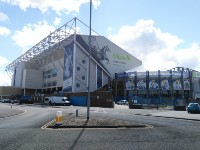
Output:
(192, 71), (200, 78)
(113, 54), (131, 61)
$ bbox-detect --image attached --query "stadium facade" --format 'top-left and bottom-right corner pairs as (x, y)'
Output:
(4, 18), (142, 97)
(114, 67), (200, 107)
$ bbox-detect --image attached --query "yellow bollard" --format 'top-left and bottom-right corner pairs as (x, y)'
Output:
(56, 111), (62, 125)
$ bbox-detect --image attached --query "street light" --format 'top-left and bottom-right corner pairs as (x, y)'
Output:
(87, 0), (92, 120)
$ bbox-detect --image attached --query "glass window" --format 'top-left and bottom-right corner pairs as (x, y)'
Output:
(51, 68), (57, 74)
(82, 60), (86, 64)
(77, 67), (80, 71)
(82, 76), (85, 80)
(47, 82), (51, 87)
(76, 83), (80, 88)
(52, 73), (57, 77)
(52, 81), (57, 86)
(97, 66), (102, 89)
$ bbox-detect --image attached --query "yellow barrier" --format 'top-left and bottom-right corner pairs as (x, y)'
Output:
(56, 111), (62, 125)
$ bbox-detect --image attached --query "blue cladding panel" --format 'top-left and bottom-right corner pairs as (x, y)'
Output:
(70, 96), (87, 106)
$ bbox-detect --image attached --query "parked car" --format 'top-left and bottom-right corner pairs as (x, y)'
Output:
(2, 99), (12, 103)
(11, 100), (19, 103)
(187, 103), (200, 113)
(129, 96), (143, 109)
(117, 100), (128, 105)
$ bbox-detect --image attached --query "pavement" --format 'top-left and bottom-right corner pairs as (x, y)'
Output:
(145, 110), (200, 121)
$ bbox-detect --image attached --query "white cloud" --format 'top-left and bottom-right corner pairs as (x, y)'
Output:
(12, 21), (55, 53)
(0, 26), (11, 36)
(0, 12), (9, 22)
(53, 17), (61, 26)
(110, 19), (200, 71)
(1, 0), (101, 14)
(0, 56), (11, 86)
(0, 72), (11, 86)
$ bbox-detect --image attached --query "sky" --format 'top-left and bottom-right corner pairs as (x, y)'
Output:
(0, 0), (200, 86)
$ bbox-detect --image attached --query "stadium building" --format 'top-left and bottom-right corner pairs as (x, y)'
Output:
(114, 67), (200, 109)
(4, 18), (142, 101)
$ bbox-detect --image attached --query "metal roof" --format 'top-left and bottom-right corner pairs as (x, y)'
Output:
(5, 18), (99, 76)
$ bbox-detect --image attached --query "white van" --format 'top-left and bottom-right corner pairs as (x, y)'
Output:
(44, 96), (71, 106)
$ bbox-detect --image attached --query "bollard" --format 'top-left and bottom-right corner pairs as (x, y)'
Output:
(76, 109), (78, 117)
(56, 111), (62, 125)
(70, 105), (73, 114)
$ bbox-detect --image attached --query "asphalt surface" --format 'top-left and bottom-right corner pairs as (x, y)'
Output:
(0, 103), (24, 118)
(1, 103), (200, 150)
(1, 103), (200, 122)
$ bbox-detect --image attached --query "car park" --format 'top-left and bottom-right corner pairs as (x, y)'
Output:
(116, 100), (128, 105)
(1, 99), (12, 103)
(11, 100), (19, 103)
(186, 103), (200, 113)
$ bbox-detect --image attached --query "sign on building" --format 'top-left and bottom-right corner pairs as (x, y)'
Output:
(63, 42), (74, 92)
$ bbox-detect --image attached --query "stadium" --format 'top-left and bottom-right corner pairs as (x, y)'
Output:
(2, 18), (142, 106)
(114, 67), (200, 109)
(3, 18), (200, 108)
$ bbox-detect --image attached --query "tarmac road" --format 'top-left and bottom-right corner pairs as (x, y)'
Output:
(1, 103), (200, 150)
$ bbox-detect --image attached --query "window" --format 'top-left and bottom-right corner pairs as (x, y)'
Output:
(97, 66), (102, 89)
(52, 73), (57, 77)
(76, 83), (80, 88)
(82, 76), (85, 80)
(52, 81), (57, 86)
(47, 82), (51, 87)
(51, 68), (57, 74)
(43, 68), (57, 80)
(82, 59), (86, 64)
(48, 74), (51, 78)
(77, 67), (80, 71)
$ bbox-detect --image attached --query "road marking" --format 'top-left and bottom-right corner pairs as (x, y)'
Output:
(41, 125), (153, 131)
(41, 119), (56, 129)
(0, 110), (26, 119)
(41, 113), (67, 129)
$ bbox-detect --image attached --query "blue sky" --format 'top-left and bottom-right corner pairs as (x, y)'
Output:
(0, 0), (200, 86)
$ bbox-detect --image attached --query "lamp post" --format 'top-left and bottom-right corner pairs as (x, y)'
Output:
(87, 0), (92, 120)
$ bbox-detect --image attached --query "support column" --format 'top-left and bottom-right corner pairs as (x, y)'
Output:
(134, 71), (137, 96)
(115, 79), (118, 103)
(124, 80), (126, 100)
(24, 88), (26, 96)
(146, 71), (149, 99)
(158, 70), (161, 100)
(170, 69), (174, 107)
